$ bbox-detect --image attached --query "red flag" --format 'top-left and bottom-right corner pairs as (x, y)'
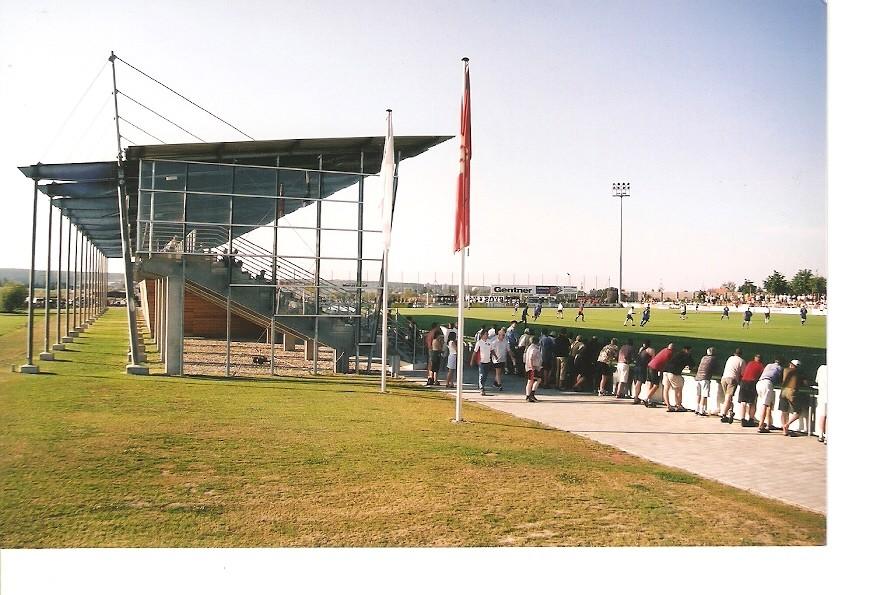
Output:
(453, 59), (471, 252)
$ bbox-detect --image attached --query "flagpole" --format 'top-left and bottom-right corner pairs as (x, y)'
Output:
(381, 245), (389, 392)
(379, 109), (395, 394)
(455, 247), (465, 421)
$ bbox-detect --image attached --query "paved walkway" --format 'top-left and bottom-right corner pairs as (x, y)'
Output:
(404, 366), (826, 514)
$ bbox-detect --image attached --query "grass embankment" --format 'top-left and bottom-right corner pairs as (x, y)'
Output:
(401, 307), (827, 371)
(0, 309), (824, 547)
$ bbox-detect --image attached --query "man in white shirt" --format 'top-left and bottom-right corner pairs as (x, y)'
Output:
(491, 328), (511, 391)
(523, 335), (543, 402)
(720, 348), (746, 423)
(471, 329), (496, 396)
(557, 302), (564, 319)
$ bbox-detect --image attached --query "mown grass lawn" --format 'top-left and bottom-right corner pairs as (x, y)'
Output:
(0, 309), (825, 547)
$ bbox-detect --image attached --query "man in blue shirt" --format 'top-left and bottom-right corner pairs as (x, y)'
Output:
(756, 359), (783, 432)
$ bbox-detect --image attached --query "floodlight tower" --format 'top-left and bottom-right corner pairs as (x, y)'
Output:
(612, 182), (630, 305)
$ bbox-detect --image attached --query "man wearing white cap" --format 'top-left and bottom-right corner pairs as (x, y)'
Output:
(756, 358), (783, 433)
(778, 359), (806, 436)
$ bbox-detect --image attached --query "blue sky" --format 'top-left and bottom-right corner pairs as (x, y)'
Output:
(0, 0), (827, 291)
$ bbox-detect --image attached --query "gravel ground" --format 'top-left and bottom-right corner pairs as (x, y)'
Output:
(183, 338), (337, 377)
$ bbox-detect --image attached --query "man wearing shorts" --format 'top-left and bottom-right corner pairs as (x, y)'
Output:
(679, 302), (688, 320)
(491, 327), (511, 391)
(720, 348), (746, 423)
(633, 340), (655, 404)
(778, 360), (806, 436)
(738, 354), (764, 426)
(663, 345), (693, 412)
(721, 305), (730, 320)
(694, 347), (717, 415)
(623, 306), (635, 326)
(764, 305), (771, 324)
(643, 343), (674, 407)
(800, 305), (808, 326)
(742, 307), (753, 328)
(523, 335), (543, 402)
(575, 303), (585, 322)
(640, 304), (651, 327)
(756, 359), (783, 433)
(557, 302), (564, 319)
(615, 338), (635, 398)
(596, 338), (619, 396)
(428, 329), (445, 386)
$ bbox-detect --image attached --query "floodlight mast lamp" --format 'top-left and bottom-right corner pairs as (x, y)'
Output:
(612, 182), (630, 305)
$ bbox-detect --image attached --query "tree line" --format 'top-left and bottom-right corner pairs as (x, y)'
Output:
(723, 269), (826, 297)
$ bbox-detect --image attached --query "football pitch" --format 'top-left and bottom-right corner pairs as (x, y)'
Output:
(398, 306), (826, 370)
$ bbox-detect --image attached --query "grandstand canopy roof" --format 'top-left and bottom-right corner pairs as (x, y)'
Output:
(19, 135), (451, 258)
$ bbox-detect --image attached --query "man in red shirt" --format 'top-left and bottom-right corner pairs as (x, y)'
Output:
(642, 343), (674, 407)
(738, 354), (765, 426)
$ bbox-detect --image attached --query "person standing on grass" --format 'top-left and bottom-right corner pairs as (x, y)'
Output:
(524, 335), (543, 402)
(596, 338), (620, 396)
(742, 307), (753, 328)
(428, 329), (445, 386)
(815, 363), (827, 443)
(721, 305), (730, 320)
(643, 343), (674, 407)
(557, 301), (564, 319)
(533, 302), (542, 322)
(756, 358), (783, 433)
(445, 331), (458, 389)
(471, 329), (496, 396)
(491, 327), (510, 391)
(778, 359), (807, 437)
(615, 338), (635, 399)
(800, 304), (808, 326)
(679, 302), (688, 320)
(520, 303), (529, 324)
(576, 302), (585, 322)
(424, 322), (440, 385)
(738, 354), (765, 426)
(663, 345), (693, 412)
(694, 347), (717, 415)
(764, 305), (771, 324)
(633, 339), (655, 404)
(623, 305), (635, 326)
(640, 303), (651, 327)
(719, 348), (746, 423)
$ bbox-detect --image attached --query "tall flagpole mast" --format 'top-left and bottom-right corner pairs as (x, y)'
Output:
(454, 57), (471, 423)
(379, 109), (395, 393)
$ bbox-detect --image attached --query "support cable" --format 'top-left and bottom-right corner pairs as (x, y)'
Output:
(117, 116), (165, 143)
(119, 134), (139, 146)
(117, 90), (207, 142)
(41, 61), (109, 160)
(114, 54), (255, 140)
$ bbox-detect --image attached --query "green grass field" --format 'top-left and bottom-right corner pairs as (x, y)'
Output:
(399, 306), (826, 371)
(0, 309), (825, 546)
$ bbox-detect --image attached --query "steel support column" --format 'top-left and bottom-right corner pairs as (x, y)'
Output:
(39, 203), (54, 361)
(19, 179), (40, 373)
(52, 211), (65, 351)
(62, 217), (73, 343)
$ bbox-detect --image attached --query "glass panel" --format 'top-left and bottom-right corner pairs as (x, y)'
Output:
(139, 160), (154, 191)
(187, 163), (232, 194)
(234, 166), (275, 197)
(152, 190), (184, 222)
(153, 161), (186, 191)
(186, 192), (231, 225)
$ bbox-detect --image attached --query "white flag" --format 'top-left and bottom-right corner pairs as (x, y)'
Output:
(379, 111), (395, 250)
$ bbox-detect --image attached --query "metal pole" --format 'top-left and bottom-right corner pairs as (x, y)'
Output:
(21, 179), (40, 372)
(619, 195), (623, 305)
(74, 230), (81, 331)
(313, 155), (323, 375)
(109, 51), (145, 372)
(271, 157), (279, 376)
(53, 207), (64, 350)
(40, 203), (54, 360)
(63, 218), (72, 341)
(226, 178), (234, 378)
(356, 151), (365, 373)
(455, 247), (465, 421)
